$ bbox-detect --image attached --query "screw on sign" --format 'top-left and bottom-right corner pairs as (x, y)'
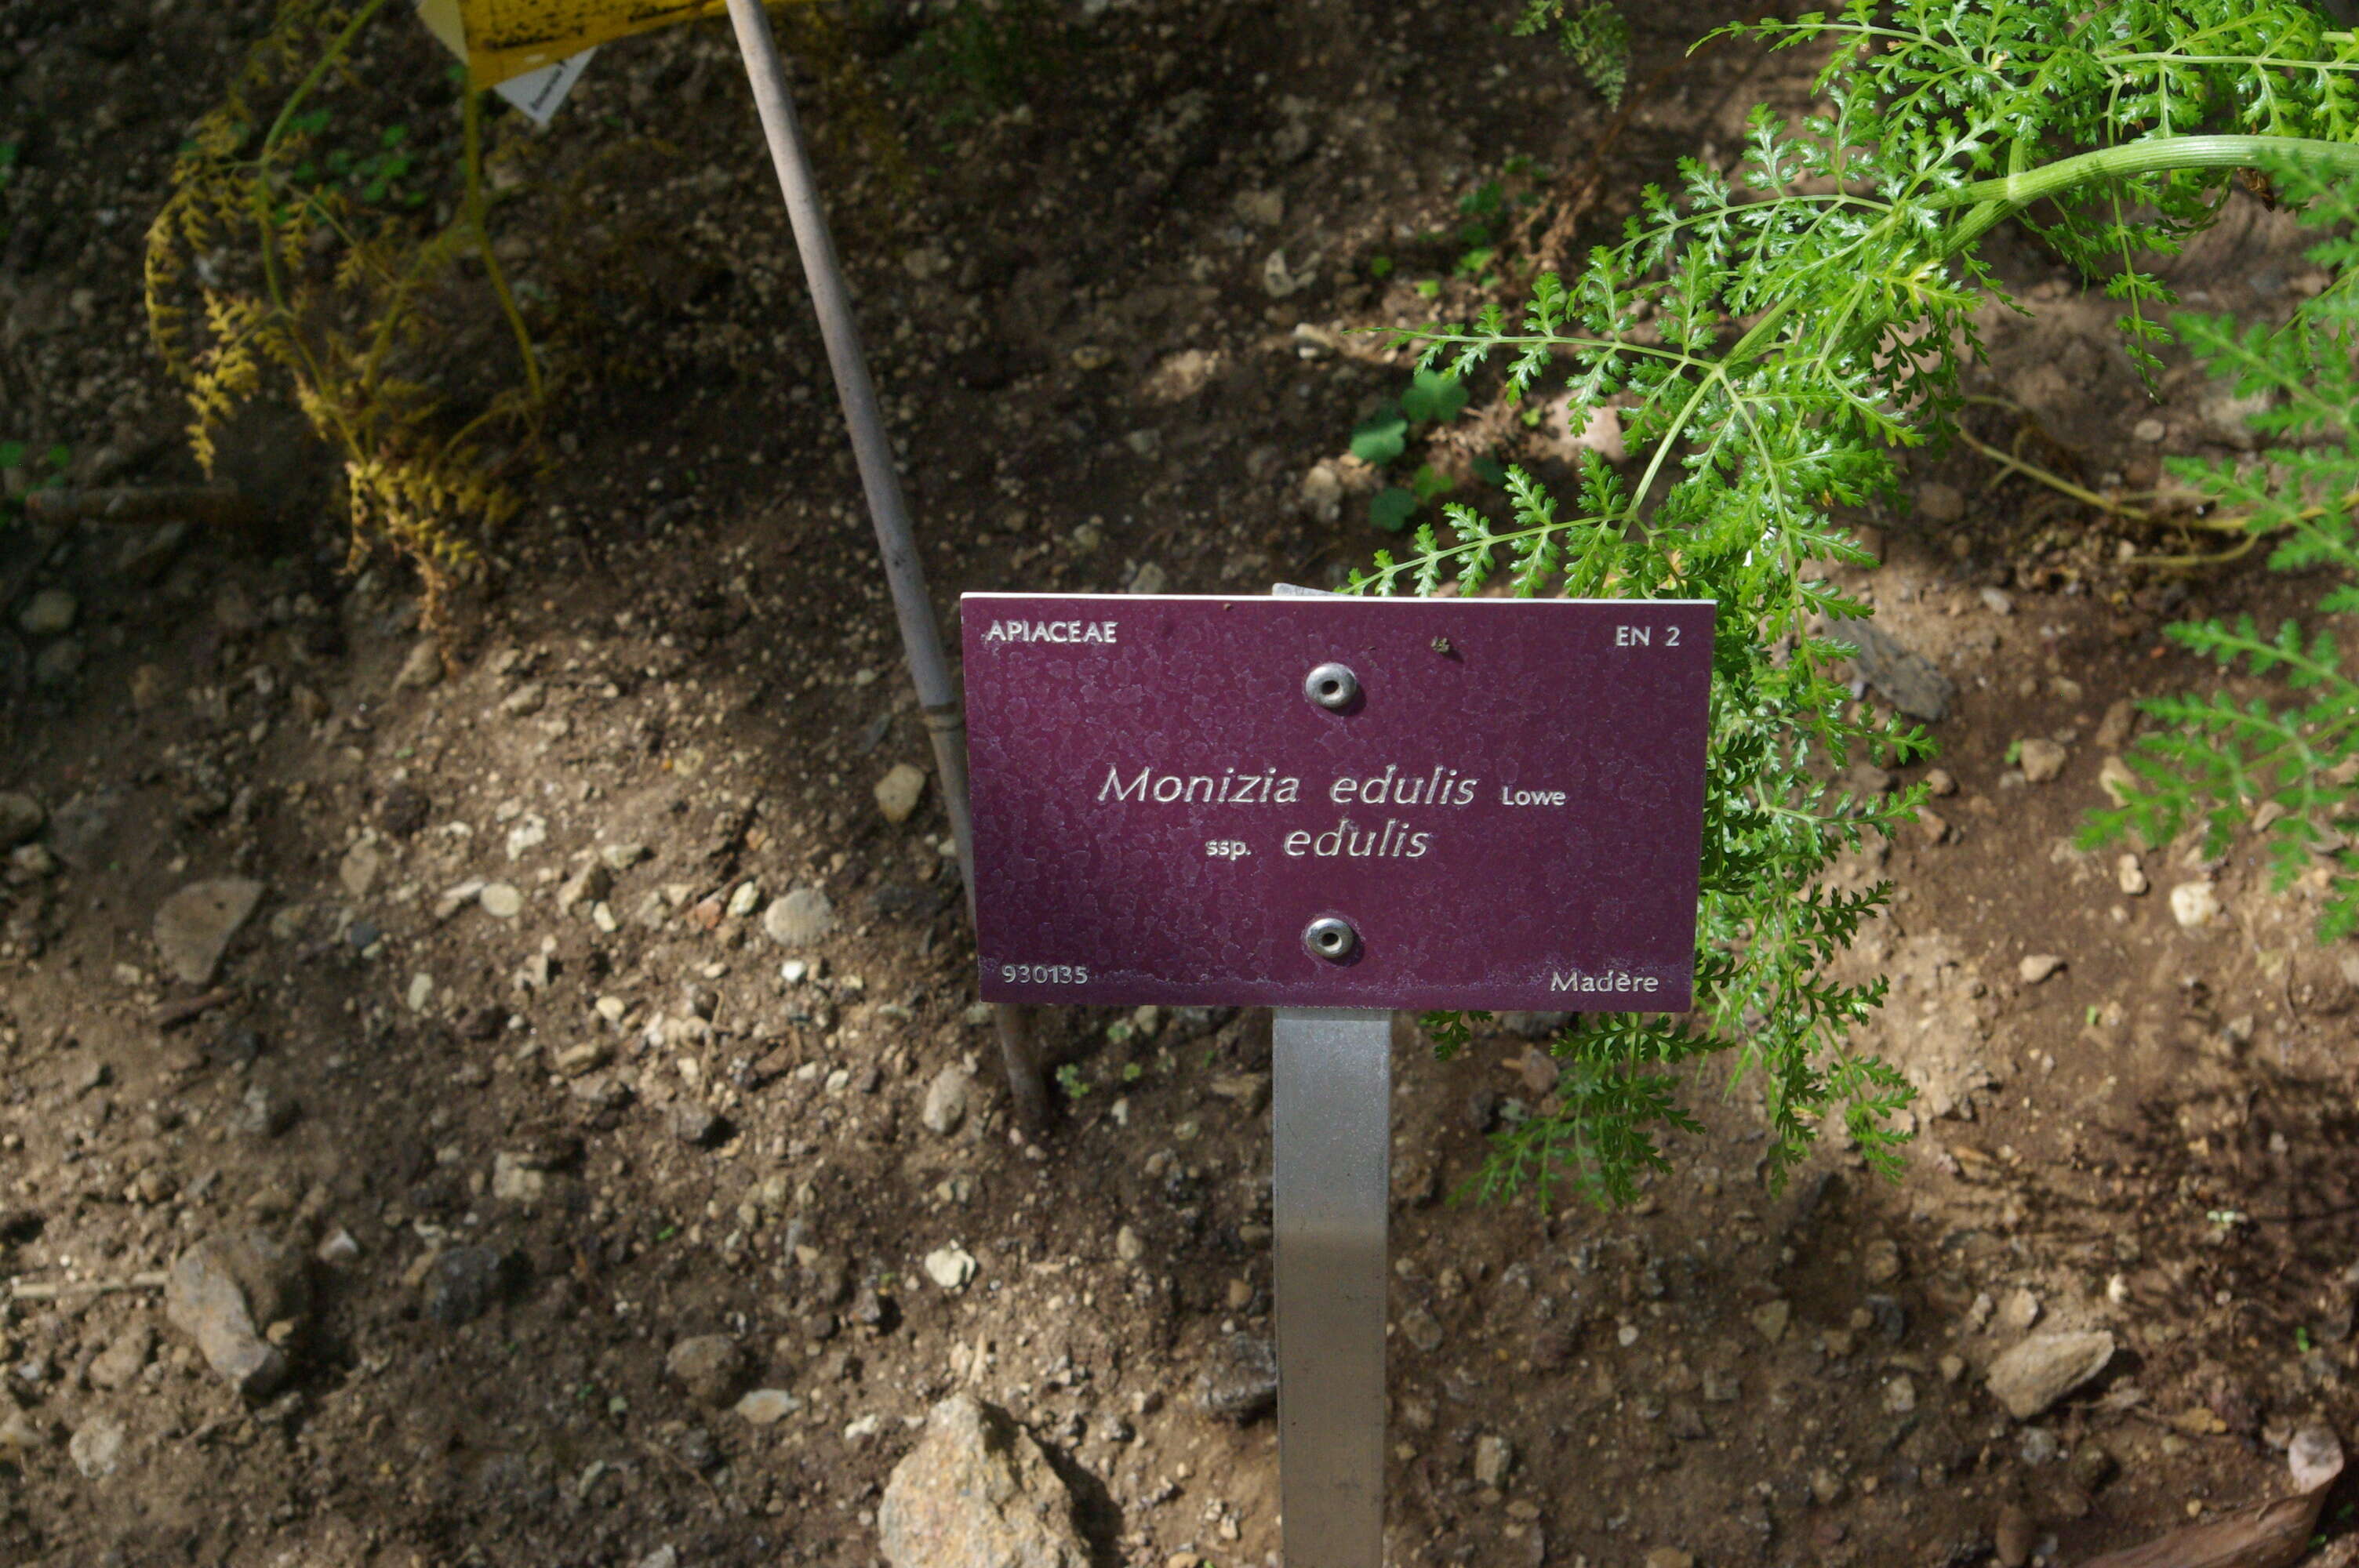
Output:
(962, 588), (1715, 1565)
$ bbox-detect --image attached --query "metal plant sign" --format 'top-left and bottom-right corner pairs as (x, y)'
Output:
(963, 591), (1714, 1566)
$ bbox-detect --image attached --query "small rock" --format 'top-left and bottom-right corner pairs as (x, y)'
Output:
(1115, 1225), (1144, 1263)
(2067, 1440), (2117, 1493)
(1979, 586), (2015, 615)
(1234, 188), (1284, 227)
(1643, 1551), (1696, 1568)
(599, 842), (650, 872)
(394, 640), (444, 690)
(1473, 1432), (1514, 1488)
(1399, 1306), (1444, 1352)
(1986, 1330), (2115, 1420)
(671, 1102), (723, 1147)
(763, 887), (838, 947)
(503, 817), (546, 861)
(338, 841), (382, 900)
(17, 588), (77, 637)
(1842, 619), (1954, 722)
(558, 862), (612, 914)
(666, 1334), (747, 1406)
(1862, 1238), (1904, 1285)
(2171, 880), (2220, 928)
(878, 1392), (1087, 1568)
(1915, 481), (1965, 523)
(0, 792), (45, 849)
(0, 1410), (48, 1455)
(921, 1065), (972, 1137)
(1198, 1333), (1278, 1425)
(2117, 855), (2150, 895)
(925, 1246), (977, 1291)
(1883, 1374), (1918, 1414)
(67, 1416), (125, 1479)
(1751, 1299), (1791, 1344)
(491, 1152), (547, 1203)
(1299, 463), (1343, 523)
(478, 883), (523, 919)
(2017, 739), (2067, 783)
(736, 1388), (799, 1425)
(237, 1083), (300, 1139)
(2019, 954), (2065, 985)
(1922, 768), (1957, 797)
(554, 1040), (611, 1076)
(1995, 1504), (2035, 1568)
(1998, 1287), (2042, 1333)
(87, 1324), (154, 1391)
(1127, 561), (1170, 596)
(165, 1230), (310, 1398)
(1259, 249), (1311, 299)
(153, 878), (265, 985)
(423, 1245), (520, 1327)
(2096, 699), (2138, 750)
(875, 763), (928, 825)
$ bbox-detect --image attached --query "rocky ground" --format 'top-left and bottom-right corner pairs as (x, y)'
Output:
(4, 1), (2359, 1566)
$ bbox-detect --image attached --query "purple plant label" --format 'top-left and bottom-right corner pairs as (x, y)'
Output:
(962, 594), (1715, 1011)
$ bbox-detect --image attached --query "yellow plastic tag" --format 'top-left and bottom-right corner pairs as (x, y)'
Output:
(449, 0), (732, 85)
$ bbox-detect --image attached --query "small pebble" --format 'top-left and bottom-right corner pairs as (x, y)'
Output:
(17, 589), (77, 638)
(2017, 739), (2067, 783)
(2019, 954), (2064, 985)
(924, 1246), (976, 1290)
(874, 764), (928, 825)
(2171, 880), (2220, 928)
(1914, 481), (1965, 523)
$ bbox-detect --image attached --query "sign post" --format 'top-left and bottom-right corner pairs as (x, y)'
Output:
(1272, 1006), (1391, 1563)
(962, 591), (1715, 1565)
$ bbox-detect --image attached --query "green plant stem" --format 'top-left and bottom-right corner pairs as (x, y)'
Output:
(464, 86), (543, 408)
(1942, 135), (2359, 252)
(251, 0), (392, 470)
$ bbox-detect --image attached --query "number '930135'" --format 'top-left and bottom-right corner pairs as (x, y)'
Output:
(999, 963), (1090, 985)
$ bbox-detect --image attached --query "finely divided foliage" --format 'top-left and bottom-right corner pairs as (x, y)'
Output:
(1376, 2), (2359, 1209)
(2083, 157), (2359, 946)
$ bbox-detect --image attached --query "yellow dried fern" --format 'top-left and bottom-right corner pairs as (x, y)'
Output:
(144, 0), (547, 616)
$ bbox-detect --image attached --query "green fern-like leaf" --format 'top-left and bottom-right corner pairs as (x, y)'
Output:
(1379, 2), (2359, 1210)
(1513, 0), (1631, 107)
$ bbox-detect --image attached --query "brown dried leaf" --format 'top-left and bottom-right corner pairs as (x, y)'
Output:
(2080, 1422), (2343, 1568)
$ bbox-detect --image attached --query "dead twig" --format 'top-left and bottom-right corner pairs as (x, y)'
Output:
(152, 988), (238, 1030)
(9, 1270), (169, 1302)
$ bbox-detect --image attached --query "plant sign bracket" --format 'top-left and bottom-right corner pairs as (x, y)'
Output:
(962, 587), (1714, 1564)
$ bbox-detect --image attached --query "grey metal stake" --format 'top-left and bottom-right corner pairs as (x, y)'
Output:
(1272, 1007), (1391, 1567)
(725, 0), (1047, 1128)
